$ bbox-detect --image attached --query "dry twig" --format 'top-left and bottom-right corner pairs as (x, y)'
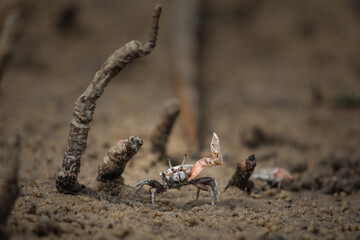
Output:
(0, 134), (21, 226)
(56, 5), (162, 194)
(224, 154), (256, 193)
(150, 98), (180, 161)
(0, 9), (22, 83)
(171, 0), (201, 152)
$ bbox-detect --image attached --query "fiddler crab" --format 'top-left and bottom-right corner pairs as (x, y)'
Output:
(133, 132), (223, 207)
(252, 167), (292, 190)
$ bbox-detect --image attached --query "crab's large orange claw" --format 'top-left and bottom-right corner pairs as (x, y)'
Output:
(188, 159), (207, 181)
(188, 133), (223, 181)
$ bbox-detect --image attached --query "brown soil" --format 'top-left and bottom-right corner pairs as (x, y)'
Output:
(1, 0), (360, 239)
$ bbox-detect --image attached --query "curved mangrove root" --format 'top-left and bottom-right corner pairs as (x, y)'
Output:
(56, 5), (162, 194)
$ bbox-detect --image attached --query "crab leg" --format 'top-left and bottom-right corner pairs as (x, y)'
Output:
(189, 133), (223, 181)
(150, 188), (157, 207)
(273, 176), (284, 191)
(195, 188), (200, 201)
(191, 177), (221, 205)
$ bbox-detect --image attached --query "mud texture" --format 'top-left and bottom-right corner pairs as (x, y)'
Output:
(0, 0), (360, 239)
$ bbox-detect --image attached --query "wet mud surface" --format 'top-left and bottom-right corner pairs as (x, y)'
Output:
(0, 0), (360, 239)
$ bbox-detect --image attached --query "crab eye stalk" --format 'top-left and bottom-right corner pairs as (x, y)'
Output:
(182, 154), (187, 165)
(167, 156), (172, 168)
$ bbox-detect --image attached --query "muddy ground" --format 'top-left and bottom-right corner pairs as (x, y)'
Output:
(0, 0), (360, 239)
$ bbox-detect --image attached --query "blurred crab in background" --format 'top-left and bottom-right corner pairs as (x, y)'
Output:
(133, 133), (223, 207)
(252, 167), (292, 190)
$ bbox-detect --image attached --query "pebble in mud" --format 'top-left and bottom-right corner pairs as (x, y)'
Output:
(307, 221), (318, 233)
(27, 205), (36, 214)
(264, 217), (283, 232)
(182, 215), (199, 226)
(32, 220), (63, 237)
(191, 206), (203, 213)
(265, 189), (277, 196)
(153, 218), (163, 226)
(32, 190), (42, 198)
(283, 226), (295, 234)
(350, 224), (357, 231)
(340, 204), (349, 212)
(277, 191), (292, 202)
(269, 225), (278, 232)
(252, 193), (262, 199)
(279, 192), (287, 199)
(256, 218), (265, 226)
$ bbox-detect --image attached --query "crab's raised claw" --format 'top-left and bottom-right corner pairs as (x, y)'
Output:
(188, 133), (223, 181)
(210, 132), (223, 164)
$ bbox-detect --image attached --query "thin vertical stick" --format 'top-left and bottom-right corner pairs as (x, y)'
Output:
(171, 0), (201, 152)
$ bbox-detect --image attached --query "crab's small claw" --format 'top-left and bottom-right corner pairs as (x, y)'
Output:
(189, 133), (223, 181)
(133, 179), (167, 206)
(191, 177), (221, 205)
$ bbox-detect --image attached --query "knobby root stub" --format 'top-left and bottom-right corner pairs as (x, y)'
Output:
(224, 154), (257, 193)
(97, 136), (143, 182)
(150, 98), (180, 161)
(56, 4), (162, 194)
(96, 136), (143, 195)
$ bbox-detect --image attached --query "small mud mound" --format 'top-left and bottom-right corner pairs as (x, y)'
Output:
(301, 154), (360, 194)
